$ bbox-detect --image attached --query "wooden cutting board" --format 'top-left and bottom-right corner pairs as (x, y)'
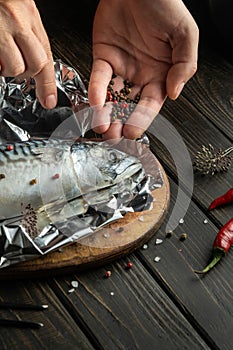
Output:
(0, 154), (170, 279)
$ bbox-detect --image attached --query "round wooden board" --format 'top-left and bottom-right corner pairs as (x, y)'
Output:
(0, 155), (170, 279)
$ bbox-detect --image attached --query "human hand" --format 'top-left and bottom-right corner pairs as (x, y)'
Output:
(88, 0), (199, 140)
(0, 0), (57, 109)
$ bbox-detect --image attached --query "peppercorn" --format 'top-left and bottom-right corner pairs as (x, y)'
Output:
(126, 262), (133, 269)
(179, 233), (187, 241)
(105, 270), (111, 278)
(6, 144), (13, 151)
(30, 178), (37, 185)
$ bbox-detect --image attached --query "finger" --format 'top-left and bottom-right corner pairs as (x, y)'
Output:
(15, 32), (57, 109)
(123, 82), (167, 139)
(89, 59), (113, 133)
(167, 22), (199, 100)
(102, 120), (123, 141)
(0, 35), (25, 77)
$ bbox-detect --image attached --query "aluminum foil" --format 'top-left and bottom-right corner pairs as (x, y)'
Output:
(0, 60), (164, 269)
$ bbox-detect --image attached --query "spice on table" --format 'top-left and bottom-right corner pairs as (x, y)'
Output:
(105, 270), (112, 278)
(208, 187), (233, 210)
(194, 217), (233, 274)
(179, 233), (187, 241)
(193, 144), (233, 175)
(126, 262), (133, 269)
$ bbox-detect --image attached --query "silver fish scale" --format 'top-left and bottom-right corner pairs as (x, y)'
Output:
(0, 139), (145, 233)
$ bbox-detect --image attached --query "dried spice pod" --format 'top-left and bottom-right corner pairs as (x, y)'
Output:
(193, 144), (233, 175)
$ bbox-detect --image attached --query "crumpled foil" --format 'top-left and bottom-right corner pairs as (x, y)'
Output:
(0, 59), (164, 269)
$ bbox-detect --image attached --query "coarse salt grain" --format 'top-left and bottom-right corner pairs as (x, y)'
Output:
(71, 280), (79, 288)
(155, 238), (163, 245)
(68, 288), (75, 294)
(203, 219), (208, 224)
(154, 256), (161, 262)
(179, 218), (184, 224)
(142, 244), (148, 250)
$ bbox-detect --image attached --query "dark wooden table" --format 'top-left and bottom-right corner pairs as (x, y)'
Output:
(0, 1), (232, 349)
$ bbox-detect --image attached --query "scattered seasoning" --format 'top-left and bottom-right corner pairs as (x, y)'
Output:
(110, 292), (115, 296)
(126, 262), (133, 269)
(68, 288), (75, 294)
(179, 233), (187, 241)
(195, 217), (233, 274)
(203, 219), (208, 224)
(154, 256), (161, 262)
(208, 187), (233, 210)
(105, 77), (141, 123)
(193, 144), (233, 175)
(105, 270), (112, 278)
(179, 218), (184, 224)
(166, 230), (173, 238)
(155, 238), (163, 245)
(138, 216), (144, 222)
(30, 178), (37, 185)
(0, 174), (5, 180)
(71, 280), (79, 289)
(52, 173), (60, 179)
(142, 244), (148, 250)
(22, 204), (38, 239)
(6, 144), (13, 151)
(116, 227), (124, 233)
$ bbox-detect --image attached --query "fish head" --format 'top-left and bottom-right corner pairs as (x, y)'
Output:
(71, 141), (144, 193)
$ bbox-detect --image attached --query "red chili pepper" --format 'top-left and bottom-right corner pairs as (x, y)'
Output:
(195, 218), (233, 274)
(208, 187), (233, 210)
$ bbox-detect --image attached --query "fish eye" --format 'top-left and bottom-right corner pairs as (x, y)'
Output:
(109, 151), (118, 162)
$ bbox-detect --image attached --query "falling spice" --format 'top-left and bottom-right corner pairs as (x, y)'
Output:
(195, 218), (233, 274)
(193, 144), (233, 175)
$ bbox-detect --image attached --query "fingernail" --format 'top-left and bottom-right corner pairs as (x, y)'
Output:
(45, 94), (56, 109)
(175, 82), (185, 99)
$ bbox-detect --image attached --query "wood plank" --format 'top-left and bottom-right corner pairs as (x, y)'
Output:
(0, 280), (94, 350)
(182, 50), (233, 139)
(49, 259), (211, 350)
(147, 96), (232, 226)
(137, 178), (233, 350)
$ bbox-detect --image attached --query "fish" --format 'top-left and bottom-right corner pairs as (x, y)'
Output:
(0, 139), (145, 233)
